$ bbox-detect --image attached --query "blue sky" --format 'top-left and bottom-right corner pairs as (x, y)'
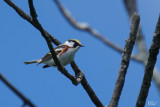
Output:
(1, 0), (160, 107)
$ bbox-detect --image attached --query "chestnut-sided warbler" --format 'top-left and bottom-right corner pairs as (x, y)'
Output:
(24, 39), (84, 68)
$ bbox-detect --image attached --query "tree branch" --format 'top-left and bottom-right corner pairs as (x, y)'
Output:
(136, 15), (160, 107)
(109, 13), (140, 107)
(27, 0), (80, 85)
(0, 73), (35, 107)
(123, 0), (160, 92)
(70, 61), (104, 107)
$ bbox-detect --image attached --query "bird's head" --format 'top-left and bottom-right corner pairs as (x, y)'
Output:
(64, 39), (84, 49)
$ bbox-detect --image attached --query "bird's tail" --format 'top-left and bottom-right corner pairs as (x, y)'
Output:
(24, 59), (42, 64)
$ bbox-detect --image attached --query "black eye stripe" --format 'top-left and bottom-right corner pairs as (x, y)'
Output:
(73, 42), (79, 48)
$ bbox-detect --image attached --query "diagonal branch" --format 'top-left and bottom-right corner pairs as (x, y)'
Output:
(109, 13), (140, 107)
(70, 61), (104, 107)
(136, 15), (160, 107)
(27, 0), (79, 85)
(123, 0), (160, 92)
(0, 73), (35, 107)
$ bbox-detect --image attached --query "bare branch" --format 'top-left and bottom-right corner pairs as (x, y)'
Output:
(70, 61), (104, 107)
(0, 73), (35, 107)
(136, 15), (160, 107)
(27, 0), (80, 85)
(81, 76), (104, 107)
(109, 14), (140, 107)
(123, 0), (160, 92)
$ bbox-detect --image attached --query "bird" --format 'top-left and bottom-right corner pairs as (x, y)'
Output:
(24, 39), (84, 68)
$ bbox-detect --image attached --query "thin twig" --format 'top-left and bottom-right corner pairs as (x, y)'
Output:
(0, 73), (35, 107)
(136, 15), (160, 107)
(109, 14), (140, 107)
(123, 0), (160, 92)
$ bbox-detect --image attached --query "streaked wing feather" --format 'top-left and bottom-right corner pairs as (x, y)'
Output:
(54, 45), (66, 50)
(41, 45), (66, 63)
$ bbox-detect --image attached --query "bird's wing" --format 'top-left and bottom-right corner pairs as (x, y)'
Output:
(41, 52), (52, 63)
(41, 45), (67, 63)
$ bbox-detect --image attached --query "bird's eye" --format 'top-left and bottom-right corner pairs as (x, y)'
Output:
(73, 42), (79, 48)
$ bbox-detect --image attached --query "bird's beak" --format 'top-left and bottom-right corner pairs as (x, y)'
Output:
(79, 44), (84, 47)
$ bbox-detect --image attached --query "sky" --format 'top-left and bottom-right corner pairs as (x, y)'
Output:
(0, 0), (160, 107)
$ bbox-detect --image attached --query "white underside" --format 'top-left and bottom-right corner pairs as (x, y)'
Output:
(43, 47), (79, 66)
